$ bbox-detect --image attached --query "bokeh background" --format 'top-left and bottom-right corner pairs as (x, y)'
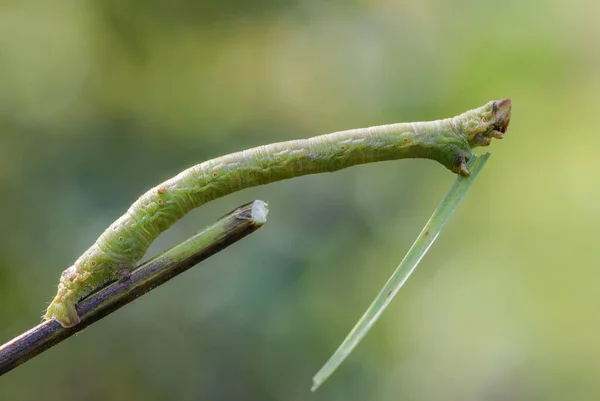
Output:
(1, 0), (599, 400)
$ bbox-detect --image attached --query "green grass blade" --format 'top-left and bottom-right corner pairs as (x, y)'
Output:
(311, 153), (491, 391)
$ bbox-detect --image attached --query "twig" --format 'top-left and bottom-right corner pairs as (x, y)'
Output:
(0, 200), (269, 376)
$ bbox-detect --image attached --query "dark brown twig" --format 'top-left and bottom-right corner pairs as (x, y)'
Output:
(0, 200), (269, 376)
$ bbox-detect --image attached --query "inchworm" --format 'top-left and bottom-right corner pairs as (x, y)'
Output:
(45, 99), (511, 327)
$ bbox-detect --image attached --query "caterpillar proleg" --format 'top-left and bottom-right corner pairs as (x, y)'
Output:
(45, 99), (511, 327)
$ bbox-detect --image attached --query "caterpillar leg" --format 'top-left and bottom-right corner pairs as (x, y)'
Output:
(448, 151), (472, 176)
(45, 263), (131, 327)
(44, 262), (114, 328)
(44, 292), (81, 328)
(116, 264), (132, 282)
(44, 265), (84, 327)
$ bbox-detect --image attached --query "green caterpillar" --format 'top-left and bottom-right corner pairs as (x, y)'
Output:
(45, 99), (511, 327)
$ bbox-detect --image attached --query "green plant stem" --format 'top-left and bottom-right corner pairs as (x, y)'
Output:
(312, 153), (491, 391)
(0, 200), (269, 377)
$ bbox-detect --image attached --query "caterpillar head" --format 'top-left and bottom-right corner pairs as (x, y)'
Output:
(453, 98), (512, 149)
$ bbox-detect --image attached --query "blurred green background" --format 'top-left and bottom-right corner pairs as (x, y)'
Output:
(1, 0), (599, 400)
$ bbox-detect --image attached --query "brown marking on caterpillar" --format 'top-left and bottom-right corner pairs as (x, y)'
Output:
(157, 186), (166, 195)
(119, 237), (124, 242)
(403, 138), (408, 143)
(482, 117), (487, 123)
(386, 290), (393, 298)
(340, 146), (345, 150)
(91, 261), (97, 267)
(425, 230), (430, 237)
(276, 157), (281, 162)
(212, 172), (218, 177)
(157, 199), (163, 204)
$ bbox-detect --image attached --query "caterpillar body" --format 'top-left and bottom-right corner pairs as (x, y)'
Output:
(45, 99), (512, 327)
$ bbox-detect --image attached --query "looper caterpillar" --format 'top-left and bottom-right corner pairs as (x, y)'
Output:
(45, 99), (511, 327)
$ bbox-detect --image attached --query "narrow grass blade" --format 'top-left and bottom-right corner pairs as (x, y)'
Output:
(311, 153), (491, 391)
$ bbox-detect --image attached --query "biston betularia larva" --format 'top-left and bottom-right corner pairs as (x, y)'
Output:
(45, 99), (512, 327)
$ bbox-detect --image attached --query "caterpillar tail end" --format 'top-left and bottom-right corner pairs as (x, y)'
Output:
(44, 293), (81, 328)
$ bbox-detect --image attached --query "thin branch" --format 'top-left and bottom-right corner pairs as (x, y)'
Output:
(0, 200), (269, 376)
